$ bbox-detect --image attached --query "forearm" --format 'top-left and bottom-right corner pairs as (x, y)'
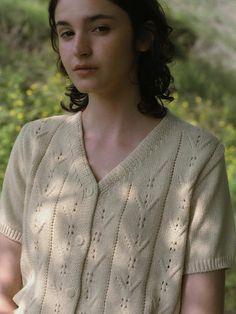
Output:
(0, 278), (20, 313)
(0, 292), (18, 313)
(180, 270), (225, 314)
(0, 234), (22, 314)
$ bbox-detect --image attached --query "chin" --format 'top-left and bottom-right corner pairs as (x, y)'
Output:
(76, 86), (90, 93)
(76, 83), (104, 94)
(73, 82), (92, 93)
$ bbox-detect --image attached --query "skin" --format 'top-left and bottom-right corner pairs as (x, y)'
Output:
(55, 0), (149, 99)
(55, 0), (159, 181)
(0, 234), (22, 313)
(0, 0), (226, 312)
(180, 270), (225, 314)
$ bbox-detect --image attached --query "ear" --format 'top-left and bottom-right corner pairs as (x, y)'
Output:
(136, 20), (156, 52)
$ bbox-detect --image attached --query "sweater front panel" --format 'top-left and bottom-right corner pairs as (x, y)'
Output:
(20, 112), (186, 313)
(0, 111), (235, 314)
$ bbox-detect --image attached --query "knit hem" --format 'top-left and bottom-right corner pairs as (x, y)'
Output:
(184, 255), (236, 274)
(0, 224), (22, 243)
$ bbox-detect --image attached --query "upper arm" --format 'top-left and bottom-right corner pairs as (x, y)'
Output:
(180, 270), (225, 314)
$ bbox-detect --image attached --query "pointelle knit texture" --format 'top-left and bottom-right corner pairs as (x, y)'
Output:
(0, 110), (235, 314)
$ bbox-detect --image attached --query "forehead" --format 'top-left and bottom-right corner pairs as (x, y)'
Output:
(55, 0), (125, 23)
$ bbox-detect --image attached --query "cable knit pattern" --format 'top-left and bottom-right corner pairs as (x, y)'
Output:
(0, 110), (235, 314)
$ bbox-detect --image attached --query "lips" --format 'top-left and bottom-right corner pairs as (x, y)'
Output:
(73, 65), (97, 71)
(72, 65), (98, 77)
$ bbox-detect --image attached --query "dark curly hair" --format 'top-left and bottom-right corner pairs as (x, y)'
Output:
(48, 0), (175, 118)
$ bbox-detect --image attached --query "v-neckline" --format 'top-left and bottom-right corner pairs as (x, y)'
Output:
(76, 111), (170, 191)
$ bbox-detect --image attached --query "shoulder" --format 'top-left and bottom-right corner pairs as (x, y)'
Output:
(166, 110), (220, 144)
(17, 112), (80, 146)
(166, 110), (224, 159)
(22, 113), (76, 137)
(14, 113), (80, 166)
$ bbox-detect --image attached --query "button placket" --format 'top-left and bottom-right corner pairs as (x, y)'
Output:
(67, 288), (76, 298)
(85, 187), (94, 197)
(76, 235), (85, 246)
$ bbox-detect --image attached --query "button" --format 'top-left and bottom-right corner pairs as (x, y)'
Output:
(86, 187), (94, 197)
(76, 235), (85, 246)
(66, 288), (76, 298)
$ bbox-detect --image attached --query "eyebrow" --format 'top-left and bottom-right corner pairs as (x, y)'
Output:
(56, 14), (116, 27)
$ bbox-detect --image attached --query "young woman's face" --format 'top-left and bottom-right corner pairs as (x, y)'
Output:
(55, 0), (146, 96)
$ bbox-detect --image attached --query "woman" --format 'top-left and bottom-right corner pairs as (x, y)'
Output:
(0, 0), (235, 313)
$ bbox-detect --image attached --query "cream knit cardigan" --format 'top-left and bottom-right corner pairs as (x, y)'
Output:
(0, 110), (235, 314)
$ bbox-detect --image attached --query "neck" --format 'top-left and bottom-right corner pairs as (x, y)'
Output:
(81, 91), (161, 144)
(82, 86), (143, 137)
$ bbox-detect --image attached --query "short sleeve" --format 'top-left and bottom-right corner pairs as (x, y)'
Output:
(184, 143), (236, 274)
(0, 125), (28, 243)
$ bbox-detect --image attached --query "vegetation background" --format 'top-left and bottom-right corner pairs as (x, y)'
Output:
(0, 0), (235, 311)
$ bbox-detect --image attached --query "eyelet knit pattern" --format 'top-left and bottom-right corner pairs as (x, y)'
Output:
(0, 110), (235, 314)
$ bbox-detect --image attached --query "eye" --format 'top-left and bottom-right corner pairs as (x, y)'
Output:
(59, 30), (74, 39)
(92, 25), (111, 33)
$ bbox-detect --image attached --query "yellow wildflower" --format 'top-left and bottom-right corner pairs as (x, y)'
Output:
(9, 93), (18, 100)
(195, 96), (202, 104)
(9, 109), (16, 117)
(26, 89), (33, 96)
(43, 85), (49, 92)
(17, 112), (24, 120)
(30, 83), (38, 91)
(13, 99), (24, 107)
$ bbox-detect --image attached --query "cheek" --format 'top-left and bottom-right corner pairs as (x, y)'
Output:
(103, 36), (136, 65)
(58, 44), (71, 66)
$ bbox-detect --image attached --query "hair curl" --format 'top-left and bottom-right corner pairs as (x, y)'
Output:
(48, 0), (175, 118)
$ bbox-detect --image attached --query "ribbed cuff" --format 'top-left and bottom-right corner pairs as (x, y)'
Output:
(0, 224), (22, 243)
(184, 255), (236, 274)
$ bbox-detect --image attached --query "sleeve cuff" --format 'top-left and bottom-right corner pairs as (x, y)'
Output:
(184, 255), (236, 274)
(0, 224), (22, 243)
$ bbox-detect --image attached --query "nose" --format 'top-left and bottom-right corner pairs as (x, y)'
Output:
(73, 33), (92, 57)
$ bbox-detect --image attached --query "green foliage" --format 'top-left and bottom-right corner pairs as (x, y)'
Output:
(172, 59), (236, 126)
(0, 0), (49, 64)
(0, 65), (65, 184)
(170, 19), (197, 59)
(0, 0), (48, 42)
(169, 58), (236, 212)
(0, 0), (64, 185)
(0, 0), (235, 311)
(162, 0), (236, 70)
(225, 264), (236, 313)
